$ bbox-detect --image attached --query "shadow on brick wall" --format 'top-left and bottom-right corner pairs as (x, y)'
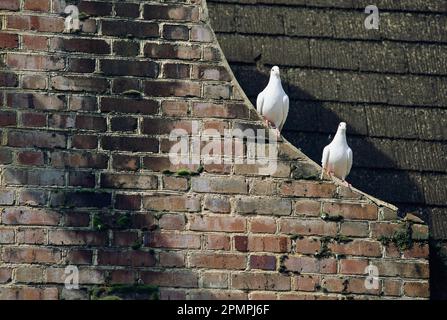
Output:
(227, 64), (447, 299)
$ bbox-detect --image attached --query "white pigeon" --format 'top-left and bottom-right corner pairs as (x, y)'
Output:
(321, 122), (353, 186)
(256, 66), (289, 136)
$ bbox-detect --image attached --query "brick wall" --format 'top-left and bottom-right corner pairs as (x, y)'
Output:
(0, 0), (429, 300)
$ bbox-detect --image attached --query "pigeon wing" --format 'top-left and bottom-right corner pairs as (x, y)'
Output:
(346, 147), (353, 177)
(256, 91), (265, 115)
(321, 145), (330, 179)
(279, 94), (289, 131)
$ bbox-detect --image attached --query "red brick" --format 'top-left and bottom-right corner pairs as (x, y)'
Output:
(21, 112), (46, 127)
(102, 136), (158, 152)
(190, 253), (246, 270)
(161, 100), (189, 116)
(100, 59), (159, 77)
(111, 116), (138, 132)
(144, 42), (201, 60)
(2, 207), (60, 226)
(17, 189), (47, 206)
(339, 259), (369, 275)
(328, 240), (382, 257)
(322, 202), (378, 220)
(142, 118), (193, 134)
(115, 194), (141, 210)
(24, 0), (50, 12)
(0, 287), (58, 300)
(234, 235), (248, 252)
(247, 236), (291, 253)
(0, 228), (15, 244)
(293, 275), (320, 292)
(144, 80), (200, 97)
(163, 176), (189, 191)
(66, 249), (93, 265)
(2, 247), (61, 264)
(250, 217), (277, 233)
(0, 111), (16, 127)
(22, 74), (47, 89)
(280, 181), (337, 198)
(17, 151), (44, 166)
(191, 25), (213, 42)
(112, 231), (139, 246)
(190, 215), (246, 232)
(98, 250), (155, 267)
(68, 58), (95, 73)
(295, 237), (321, 255)
(294, 200), (321, 216)
(115, 3), (140, 18)
(112, 154), (140, 171)
(0, 0), (19, 10)
(340, 221), (369, 237)
(78, 1), (112, 16)
(163, 63), (191, 79)
(0, 72), (18, 87)
(0, 33), (19, 48)
(101, 173), (157, 189)
(102, 20), (158, 38)
(322, 276), (381, 295)
(280, 218), (337, 236)
(250, 255), (276, 270)
(204, 234), (230, 250)
(51, 76), (108, 93)
(17, 228), (47, 244)
(232, 273), (290, 291)
(159, 251), (185, 268)
(6, 54), (65, 71)
(143, 195), (200, 212)
(51, 151), (108, 169)
(101, 97), (158, 115)
(163, 24), (189, 40)
(284, 257), (337, 274)
(8, 92), (65, 110)
(201, 272), (228, 289)
(0, 268), (12, 284)
(110, 270), (136, 284)
(374, 261), (429, 278)
(383, 279), (402, 297)
(159, 214), (186, 230)
(143, 4), (198, 21)
(72, 135), (98, 149)
(145, 232), (201, 249)
(141, 271), (198, 288)
(51, 37), (110, 54)
(49, 230), (107, 246)
(403, 244), (429, 259)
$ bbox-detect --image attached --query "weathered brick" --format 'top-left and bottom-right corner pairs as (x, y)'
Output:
(192, 176), (247, 194)
(190, 253), (246, 270)
(250, 217), (277, 234)
(250, 255), (276, 270)
(98, 250), (155, 267)
(235, 197), (291, 215)
(204, 234), (230, 250)
(145, 232), (201, 249)
(284, 257), (337, 274)
(247, 236), (291, 253)
(232, 273), (290, 291)
(322, 202), (378, 220)
(49, 230), (107, 246)
(2, 247), (61, 264)
(143, 195), (200, 212)
(403, 281), (429, 298)
(190, 215), (246, 232)
(101, 97), (158, 115)
(102, 20), (159, 38)
(141, 271), (198, 288)
(101, 173), (157, 190)
(328, 240), (382, 257)
(280, 181), (337, 198)
(280, 219), (337, 236)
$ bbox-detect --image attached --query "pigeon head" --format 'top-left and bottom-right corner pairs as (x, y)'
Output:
(338, 122), (347, 133)
(270, 66), (280, 77)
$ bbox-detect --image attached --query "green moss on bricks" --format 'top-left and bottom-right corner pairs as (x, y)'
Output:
(176, 168), (192, 176)
(92, 214), (106, 231)
(378, 222), (417, 251)
(116, 214), (130, 229)
(131, 240), (143, 250)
